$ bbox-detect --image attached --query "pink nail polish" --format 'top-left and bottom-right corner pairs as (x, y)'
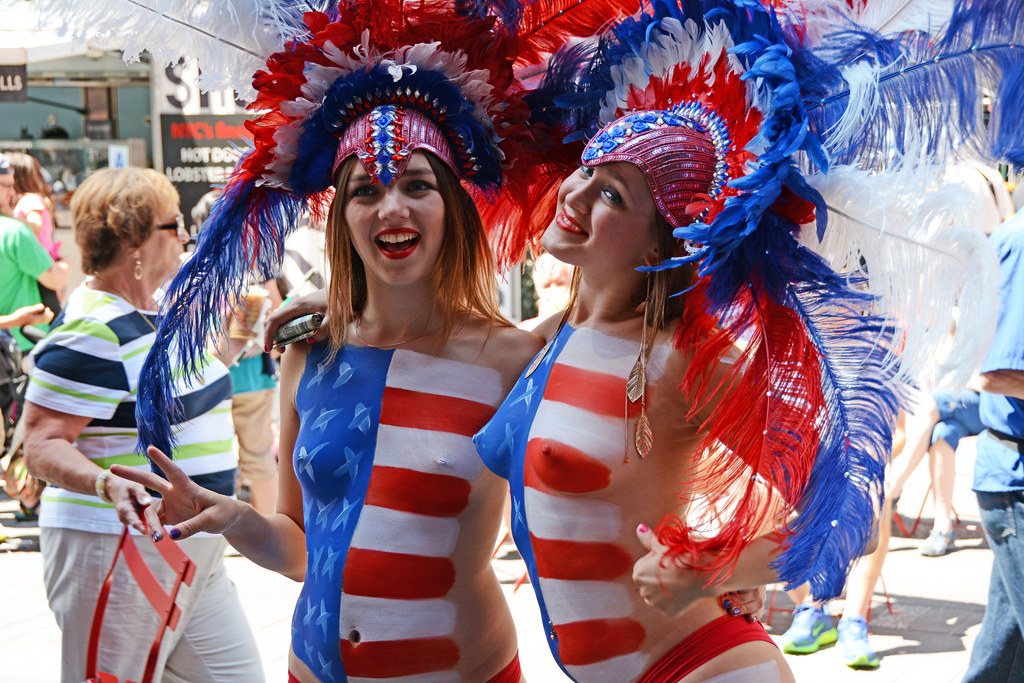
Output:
(637, 523), (649, 533)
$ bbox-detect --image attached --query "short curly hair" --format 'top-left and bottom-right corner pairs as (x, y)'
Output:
(70, 168), (179, 274)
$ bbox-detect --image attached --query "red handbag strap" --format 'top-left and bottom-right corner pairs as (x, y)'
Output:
(86, 527), (128, 681)
(85, 527), (197, 683)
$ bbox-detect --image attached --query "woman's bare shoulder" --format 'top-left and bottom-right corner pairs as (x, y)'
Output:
(453, 318), (544, 387)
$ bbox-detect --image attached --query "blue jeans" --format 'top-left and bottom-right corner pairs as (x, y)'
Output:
(963, 491), (1024, 682)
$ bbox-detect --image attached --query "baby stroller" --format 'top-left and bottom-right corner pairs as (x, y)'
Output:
(1, 326), (46, 520)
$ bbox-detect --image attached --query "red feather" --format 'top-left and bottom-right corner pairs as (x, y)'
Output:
(655, 279), (825, 582)
(515, 0), (646, 65)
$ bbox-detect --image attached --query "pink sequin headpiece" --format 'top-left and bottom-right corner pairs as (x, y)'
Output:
(334, 106), (457, 186)
(581, 103), (731, 228)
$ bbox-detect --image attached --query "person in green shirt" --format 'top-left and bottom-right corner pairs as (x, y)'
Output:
(0, 154), (68, 350)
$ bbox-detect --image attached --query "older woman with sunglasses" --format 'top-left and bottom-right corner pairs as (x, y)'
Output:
(22, 167), (263, 683)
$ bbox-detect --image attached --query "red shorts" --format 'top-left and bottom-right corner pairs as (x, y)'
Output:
(487, 652), (521, 683)
(289, 652), (520, 683)
(637, 615), (776, 682)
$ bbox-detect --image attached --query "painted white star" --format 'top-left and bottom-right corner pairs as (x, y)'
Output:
(333, 362), (354, 388)
(513, 496), (525, 530)
(510, 377), (537, 409)
(315, 499), (337, 530)
(349, 402), (372, 433)
(322, 546), (341, 579)
(333, 497), (358, 531)
(499, 423), (516, 458)
(333, 447), (360, 480)
(297, 442), (329, 482)
(312, 408), (342, 432)
(307, 361), (330, 388)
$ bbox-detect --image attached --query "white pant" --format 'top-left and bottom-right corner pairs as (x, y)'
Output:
(41, 527), (265, 683)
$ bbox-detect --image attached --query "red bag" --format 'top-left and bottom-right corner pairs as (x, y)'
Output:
(85, 527), (196, 683)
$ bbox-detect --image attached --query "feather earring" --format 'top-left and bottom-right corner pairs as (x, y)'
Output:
(627, 273), (653, 462)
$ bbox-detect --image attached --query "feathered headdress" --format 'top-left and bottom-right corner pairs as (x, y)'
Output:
(508, 0), (1021, 597)
(47, 0), (632, 460)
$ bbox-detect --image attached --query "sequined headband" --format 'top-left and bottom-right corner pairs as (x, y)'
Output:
(582, 103), (731, 227)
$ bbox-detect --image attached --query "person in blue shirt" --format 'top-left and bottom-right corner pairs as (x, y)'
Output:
(963, 209), (1024, 682)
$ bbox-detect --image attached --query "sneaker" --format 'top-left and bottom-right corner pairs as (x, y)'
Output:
(837, 616), (880, 669)
(781, 604), (837, 654)
(920, 528), (955, 557)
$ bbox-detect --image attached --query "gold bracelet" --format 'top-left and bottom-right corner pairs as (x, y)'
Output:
(94, 470), (112, 503)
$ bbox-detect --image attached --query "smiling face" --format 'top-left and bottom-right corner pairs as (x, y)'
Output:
(542, 162), (660, 275)
(343, 151), (446, 290)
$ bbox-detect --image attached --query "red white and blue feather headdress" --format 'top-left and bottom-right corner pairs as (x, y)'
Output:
(45, 0), (631, 469)
(508, 0), (1024, 598)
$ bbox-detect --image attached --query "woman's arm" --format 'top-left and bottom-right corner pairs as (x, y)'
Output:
(0, 303), (52, 330)
(22, 402), (153, 534)
(115, 344), (309, 580)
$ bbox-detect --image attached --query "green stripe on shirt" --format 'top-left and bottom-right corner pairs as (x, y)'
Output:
(29, 376), (122, 404)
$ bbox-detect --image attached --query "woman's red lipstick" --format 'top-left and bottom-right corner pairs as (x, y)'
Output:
(555, 210), (585, 235)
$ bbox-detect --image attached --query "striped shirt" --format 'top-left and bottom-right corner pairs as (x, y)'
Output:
(290, 343), (504, 683)
(26, 283), (237, 535)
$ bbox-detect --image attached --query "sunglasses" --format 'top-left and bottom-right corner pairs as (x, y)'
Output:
(157, 215), (193, 241)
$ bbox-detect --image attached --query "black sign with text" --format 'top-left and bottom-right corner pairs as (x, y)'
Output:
(0, 64), (27, 103)
(159, 113), (251, 229)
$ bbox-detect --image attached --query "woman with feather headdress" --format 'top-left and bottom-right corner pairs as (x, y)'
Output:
(475, 0), (1023, 679)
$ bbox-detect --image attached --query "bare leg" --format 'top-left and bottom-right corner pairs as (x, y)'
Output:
(887, 396), (939, 501)
(842, 497), (893, 619)
(928, 439), (956, 535)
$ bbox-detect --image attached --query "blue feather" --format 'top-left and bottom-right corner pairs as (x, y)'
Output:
(800, 0), (1024, 167)
(136, 175), (304, 457)
(776, 278), (905, 598)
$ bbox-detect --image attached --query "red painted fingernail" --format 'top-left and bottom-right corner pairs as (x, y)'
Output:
(637, 523), (649, 533)
(264, 344), (270, 353)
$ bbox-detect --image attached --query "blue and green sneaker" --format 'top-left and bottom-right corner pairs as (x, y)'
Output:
(780, 604), (838, 654)
(838, 616), (880, 669)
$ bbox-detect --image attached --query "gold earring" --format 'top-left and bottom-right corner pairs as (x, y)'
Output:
(627, 274), (653, 461)
(134, 260), (143, 280)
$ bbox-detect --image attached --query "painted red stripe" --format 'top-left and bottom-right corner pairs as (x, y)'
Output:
(340, 637), (459, 677)
(546, 363), (640, 418)
(525, 438), (611, 493)
(380, 387), (495, 436)
(365, 466), (471, 517)
(530, 533), (634, 581)
(343, 548), (455, 599)
(555, 618), (646, 666)
(287, 673), (301, 683)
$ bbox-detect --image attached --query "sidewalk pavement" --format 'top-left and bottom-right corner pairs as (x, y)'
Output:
(0, 436), (988, 682)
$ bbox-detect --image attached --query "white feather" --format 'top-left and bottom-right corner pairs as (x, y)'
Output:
(779, 0), (954, 45)
(822, 61), (881, 158)
(33, 0), (316, 100)
(803, 154), (999, 390)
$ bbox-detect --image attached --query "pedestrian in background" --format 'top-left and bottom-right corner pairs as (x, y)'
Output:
(21, 167), (263, 683)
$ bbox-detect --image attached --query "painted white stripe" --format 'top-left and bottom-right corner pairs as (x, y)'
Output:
(565, 651), (651, 683)
(374, 425), (483, 480)
(558, 327), (638, 376)
(339, 595), (456, 642)
(388, 349), (503, 405)
(538, 578), (635, 624)
(349, 505), (459, 557)
(529, 401), (623, 458)
(523, 486), (622, 542)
